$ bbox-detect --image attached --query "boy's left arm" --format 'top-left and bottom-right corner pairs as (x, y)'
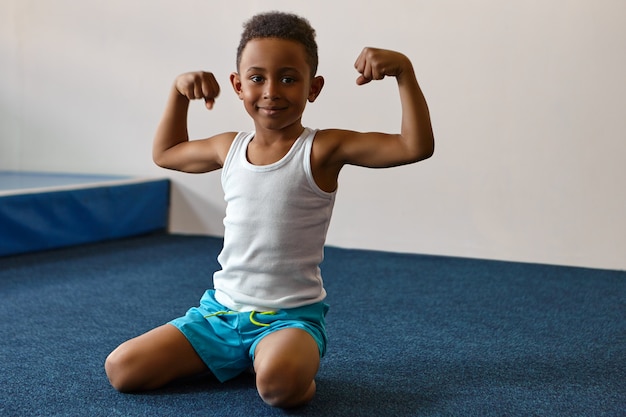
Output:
(331, 48), (434, 168)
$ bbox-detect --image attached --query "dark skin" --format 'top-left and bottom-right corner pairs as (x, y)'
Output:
(152, 38), (434, 191)
(106, 37), (434, 408)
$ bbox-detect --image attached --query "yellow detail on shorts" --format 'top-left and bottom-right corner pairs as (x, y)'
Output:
(249, 311), (277, 327)
(204, 310), (234, 319)
(204, 310), (276, 327)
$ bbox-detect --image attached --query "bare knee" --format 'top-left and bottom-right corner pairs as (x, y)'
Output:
(253, 328), (321, 407)
(104, 345), (138, 392)
(105, 342), (160, 393)
(255, 364), (316, 408)
(105, 324), (209, 393)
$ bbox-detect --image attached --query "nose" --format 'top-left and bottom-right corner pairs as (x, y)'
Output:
(263, 79), (279, 100)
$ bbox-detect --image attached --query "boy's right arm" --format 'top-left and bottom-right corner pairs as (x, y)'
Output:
(153, 71), (235, 173)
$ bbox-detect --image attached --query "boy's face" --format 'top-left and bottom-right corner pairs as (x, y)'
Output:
(230, 38), (323, 134)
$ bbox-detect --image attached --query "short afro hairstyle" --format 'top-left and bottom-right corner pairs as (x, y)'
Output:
(236, 11), (319, 76)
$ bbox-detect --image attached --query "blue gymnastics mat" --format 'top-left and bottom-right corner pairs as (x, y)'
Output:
(0, 171), (170, 256)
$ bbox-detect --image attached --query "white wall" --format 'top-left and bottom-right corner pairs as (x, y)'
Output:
(1, 0), (625, 270)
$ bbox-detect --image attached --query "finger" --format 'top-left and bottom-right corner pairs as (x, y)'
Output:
(365, 59), (385, 81)
(354, 46), (372, 66)
(360, 59), (374, 83)
(201, 83), (212, 101)
(193, 80), (204, 100)
(373, 69), (386, 80)
(204, 97), (215, 110)
(202, 74), (220, 100)
(355, 48), (372, 76)
(355, 74), (371, 85)
(354, 53), (365, 74)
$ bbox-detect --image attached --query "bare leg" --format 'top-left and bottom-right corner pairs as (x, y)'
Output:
(253, 328), (320, 408)
(105, 324), (208, 392)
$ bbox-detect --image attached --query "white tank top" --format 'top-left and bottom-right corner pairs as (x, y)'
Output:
(213, 128), (336, 311)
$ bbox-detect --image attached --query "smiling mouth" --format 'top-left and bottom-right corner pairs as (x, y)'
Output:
(258, 107), (287, 115)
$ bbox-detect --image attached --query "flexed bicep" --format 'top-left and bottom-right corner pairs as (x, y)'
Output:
(154, 132), (236, 173)
(350, 47), (434, 165)
(338, 131), (424, 168)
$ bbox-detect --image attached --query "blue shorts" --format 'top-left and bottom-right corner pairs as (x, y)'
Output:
(169, 290), (329, 382)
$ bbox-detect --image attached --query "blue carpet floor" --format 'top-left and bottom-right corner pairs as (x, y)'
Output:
(1, 234), (624, 416)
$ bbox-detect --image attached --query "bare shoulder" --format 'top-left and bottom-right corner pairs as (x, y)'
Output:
(312, 128), (359, 159)
(310, 128), (410, 191)
(210, 131), (239, 153)
(195, 131), (238, 168)
(314, 128), (357, 141)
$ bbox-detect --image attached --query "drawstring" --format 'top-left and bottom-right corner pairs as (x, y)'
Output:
(204, 310), (234, 319)
(204, 310), (276, 327)
(248, 311), (276, 327)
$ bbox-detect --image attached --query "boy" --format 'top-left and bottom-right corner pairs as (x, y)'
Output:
(105, 11), (434, 408)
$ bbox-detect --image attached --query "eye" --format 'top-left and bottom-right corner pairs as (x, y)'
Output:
(281, 76), (296, 84)
(249, 75), (264, 83)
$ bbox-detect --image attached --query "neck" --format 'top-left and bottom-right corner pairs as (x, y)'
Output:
(252, 123), (305, 145)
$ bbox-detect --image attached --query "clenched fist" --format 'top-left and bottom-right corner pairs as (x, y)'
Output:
(175, 71), (221, 109)
(354, 47), (412, 86)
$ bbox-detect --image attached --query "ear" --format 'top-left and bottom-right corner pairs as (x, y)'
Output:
(230, 72), (244, 100)
(308, 75), (324, 102)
